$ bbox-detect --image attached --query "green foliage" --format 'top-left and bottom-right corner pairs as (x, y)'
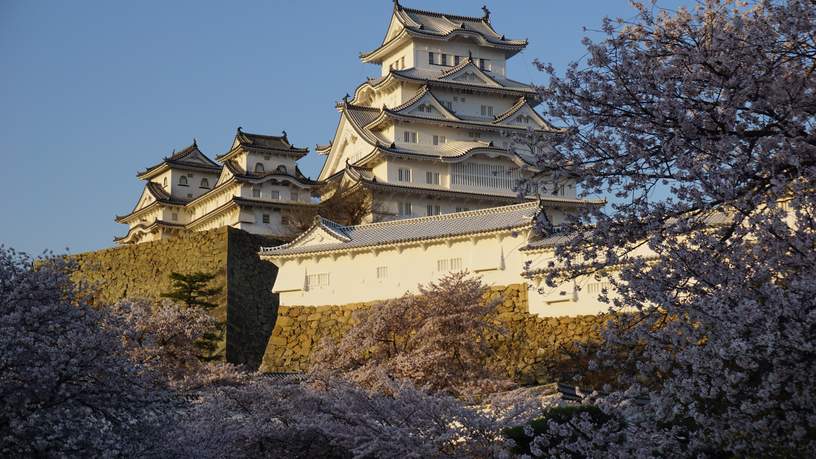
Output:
(161, 271), (222, 311)
(161, 271), (223, 361)
(503, 405), (611, 456)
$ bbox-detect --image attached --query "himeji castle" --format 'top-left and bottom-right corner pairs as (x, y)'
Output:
(113, 2), (615, 317)
(316, 1), (594, 222)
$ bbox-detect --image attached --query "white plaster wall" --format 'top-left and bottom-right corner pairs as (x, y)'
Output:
(411, 38), (507, 76)
(379, 42), (416, 77)
(240, 151), (299, 177)
(268, 229), (614, 317)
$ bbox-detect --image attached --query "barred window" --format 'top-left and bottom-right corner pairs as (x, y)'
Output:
(451, 162), (521, 190)
(437, 257), (463, 272)
(398, 168), (412, 182)
(306, 273), (330, 290)
(426, 204), (441, 216)
(376, 266), (388, 280)
(426, 171), (440, 185)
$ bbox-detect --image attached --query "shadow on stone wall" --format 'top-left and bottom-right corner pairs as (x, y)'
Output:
(69, 227), (281, 369)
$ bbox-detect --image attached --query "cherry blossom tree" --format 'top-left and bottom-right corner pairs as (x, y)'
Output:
(165, 375), (515, 458)
(0, 248), (173, 457)
(524, 0), (816, 456)
(106, 298), (246, 390)
(311, 272), (513, 398)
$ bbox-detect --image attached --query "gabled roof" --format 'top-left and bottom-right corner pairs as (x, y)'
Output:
(137, 141), (221, 180)
(115, 182), (188, 223)
(260, 200), (542, 257)
(361, 2), (527, 63)
(216, 128), (309, 162)
(352, 66), (537, 106)
(492, 98), (558, 130)
(380, 85), (460, 122)
(438, 58), (502, 87)
(334, 161), (533, 205)
(220, 159), (318, 187)
(345, 86), (557, 135)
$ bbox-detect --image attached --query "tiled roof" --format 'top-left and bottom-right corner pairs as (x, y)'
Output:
(260, 200), (541, 257)
(216, 128), (309, 161)
(115, 182), (189, 222)
(402, 66), (533, 91)
(361, 2), (527, 61)
(136, 141), (221, 179)
(222, 159), (317, 186)
(236, 129), (307, 153)
(353, 67), (537, 106)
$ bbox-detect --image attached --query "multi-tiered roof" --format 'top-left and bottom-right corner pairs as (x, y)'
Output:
(360, 2), (528, 63)
(317, 1), (562, 198)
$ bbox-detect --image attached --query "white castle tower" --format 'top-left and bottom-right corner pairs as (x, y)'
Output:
(316, 1), (593, 223)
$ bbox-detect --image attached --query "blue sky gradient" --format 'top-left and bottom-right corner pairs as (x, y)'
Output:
(0, 0), (691, 254)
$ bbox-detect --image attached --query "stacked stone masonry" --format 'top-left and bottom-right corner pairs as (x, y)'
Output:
(261, 284), (607, 384)
(69, 227), (279, 368)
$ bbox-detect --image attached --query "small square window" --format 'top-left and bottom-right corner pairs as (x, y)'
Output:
(262, 214), (270, 224)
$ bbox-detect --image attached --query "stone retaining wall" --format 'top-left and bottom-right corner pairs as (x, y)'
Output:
(260, 284), (607, 384)
(69, 228), (279, 368)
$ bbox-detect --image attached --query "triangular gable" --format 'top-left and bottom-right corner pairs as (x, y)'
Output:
(382, 11), (406, 44)
(282, 218), (351, 251)
(215, 162), (237, 187)
(319, 113), (377, 181)
(439, 61), (503, 88)
(134, 185), (158, 212)
(493, 100), (555, 130)
(175, 148), (219, 168)
(393, 89), (460, 121)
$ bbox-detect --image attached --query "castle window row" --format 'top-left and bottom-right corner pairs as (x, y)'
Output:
(451, 162), (520, 190)
(428, 52), (491, 71)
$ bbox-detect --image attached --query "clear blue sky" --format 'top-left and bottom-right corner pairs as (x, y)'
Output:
(0, 0), (691, 255)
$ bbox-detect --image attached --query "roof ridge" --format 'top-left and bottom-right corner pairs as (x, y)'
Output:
(342, 200), (540, 231)
(399, 4), (488, 24)
(492, 97), (529, 123)
(387, 85), (430, 112)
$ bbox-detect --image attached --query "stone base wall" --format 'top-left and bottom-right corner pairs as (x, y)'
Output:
(260, 284), (607, 384)
(70, 228), (280, 368)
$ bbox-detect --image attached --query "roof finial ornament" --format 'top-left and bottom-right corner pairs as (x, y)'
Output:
(192, 138), (197, 147)
(482, 5), (491, 20)
(393, 0), (400, 10)
(237, 126), (243, 133)
(282, 130), (288, 140)
(468, 49), (473, 60)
